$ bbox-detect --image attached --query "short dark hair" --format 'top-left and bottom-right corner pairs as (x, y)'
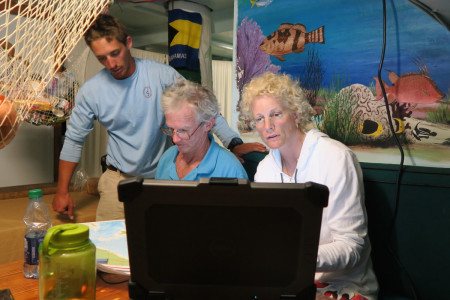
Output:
(84, 14), (128, 47)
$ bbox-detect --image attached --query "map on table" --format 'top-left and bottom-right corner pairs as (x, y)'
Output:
(83, 220), (130, 275)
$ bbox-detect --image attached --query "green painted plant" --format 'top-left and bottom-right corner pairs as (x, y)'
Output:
(299, 48), (324, 107)
(316, 74), (364, 146)
(428, 94), (450, 124)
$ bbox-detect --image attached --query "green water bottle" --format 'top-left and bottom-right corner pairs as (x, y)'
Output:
(39, 224), (96, 300)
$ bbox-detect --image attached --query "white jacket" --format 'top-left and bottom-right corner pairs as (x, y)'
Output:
(255, 129), (378, 299)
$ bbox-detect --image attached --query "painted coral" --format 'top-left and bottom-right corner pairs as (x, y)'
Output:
(236, 17), (280, 97)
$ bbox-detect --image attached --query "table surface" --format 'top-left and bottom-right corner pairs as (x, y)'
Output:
(0, 260), (129, 300)
(0, 261), (330, 300)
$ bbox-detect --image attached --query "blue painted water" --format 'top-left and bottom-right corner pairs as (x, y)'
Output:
(238, 0), (449, 94)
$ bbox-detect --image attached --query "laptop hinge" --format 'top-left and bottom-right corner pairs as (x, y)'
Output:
(208, 177), (240, 185)
(128, 280), (166, 300)
(146, 291), (166, 300)
(280, 283), (317, 299)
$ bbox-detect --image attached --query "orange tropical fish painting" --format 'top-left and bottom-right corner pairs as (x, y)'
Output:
(374, 68), (445, 105)
(259, 23), (325, 61)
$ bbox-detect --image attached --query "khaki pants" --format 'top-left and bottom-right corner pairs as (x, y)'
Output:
(96, 169), (133, 221)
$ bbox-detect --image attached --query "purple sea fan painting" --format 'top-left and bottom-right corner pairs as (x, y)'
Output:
(236, 17), (281, 97)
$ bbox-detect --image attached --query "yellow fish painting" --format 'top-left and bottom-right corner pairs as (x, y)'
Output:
(250, 0), (274, 8)
(359, 120), (383, 137)
(358, 118), (404, 137)
(260, 23), (325, 61)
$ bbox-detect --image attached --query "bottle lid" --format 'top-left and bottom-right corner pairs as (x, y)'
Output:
(29, 189), (43, 198)
(42, 224), (91, 255)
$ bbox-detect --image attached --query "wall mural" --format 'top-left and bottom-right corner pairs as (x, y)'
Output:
(235, 0), (450, 167)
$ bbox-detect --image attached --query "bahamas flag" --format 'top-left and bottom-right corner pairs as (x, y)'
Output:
(168, 9), (202, 71)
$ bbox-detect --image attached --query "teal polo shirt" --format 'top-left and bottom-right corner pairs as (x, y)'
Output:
(156, 134), (248, 180)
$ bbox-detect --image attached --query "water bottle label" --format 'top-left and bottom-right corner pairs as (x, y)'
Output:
(24, 235), (44, 265)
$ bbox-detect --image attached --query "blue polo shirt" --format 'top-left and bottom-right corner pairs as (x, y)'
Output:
(155, 134), (248, 180)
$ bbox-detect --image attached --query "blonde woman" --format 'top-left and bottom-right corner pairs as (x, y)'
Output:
(240, 72), (378, 300)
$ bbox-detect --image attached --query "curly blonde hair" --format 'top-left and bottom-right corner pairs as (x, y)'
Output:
(240, 72), (316, 131)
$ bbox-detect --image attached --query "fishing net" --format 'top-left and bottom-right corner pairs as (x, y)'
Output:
(0, 0), (111, 149)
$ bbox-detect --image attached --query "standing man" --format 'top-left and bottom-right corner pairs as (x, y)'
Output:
(53, 14), (266, 221)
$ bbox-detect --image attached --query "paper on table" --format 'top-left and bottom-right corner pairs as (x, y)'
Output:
(82, 220), (130, 275)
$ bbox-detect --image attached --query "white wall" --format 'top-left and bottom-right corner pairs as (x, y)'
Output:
(0, 123), (54, 187)
(1, 13), (55, 187)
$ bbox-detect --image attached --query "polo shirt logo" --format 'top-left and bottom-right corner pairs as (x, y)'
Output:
(143, 87), (152, 98)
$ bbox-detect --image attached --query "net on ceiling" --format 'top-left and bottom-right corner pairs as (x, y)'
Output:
(0, 0), (111, 149)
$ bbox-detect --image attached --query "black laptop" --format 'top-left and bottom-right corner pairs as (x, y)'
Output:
(118, 177), (328, 300)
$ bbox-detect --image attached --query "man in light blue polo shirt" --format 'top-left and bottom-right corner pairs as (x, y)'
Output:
(156, 80), (248, 180)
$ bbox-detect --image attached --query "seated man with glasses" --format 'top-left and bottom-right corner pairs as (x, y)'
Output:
(155, 80), (248, 180)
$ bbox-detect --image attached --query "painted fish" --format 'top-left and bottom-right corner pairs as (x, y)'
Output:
(359, 119), (383, 137)
(250, 0), (274, 8)
(259, 23), (325, 61)
(412, 122), (437, 141)
(358, 118), (404, 137)
(373, 70), (445, 104)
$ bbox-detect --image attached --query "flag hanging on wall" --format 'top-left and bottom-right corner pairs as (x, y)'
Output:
(168, 9), (202, 72)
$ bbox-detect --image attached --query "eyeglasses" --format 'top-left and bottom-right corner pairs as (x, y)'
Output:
(160, 122), (204, 140)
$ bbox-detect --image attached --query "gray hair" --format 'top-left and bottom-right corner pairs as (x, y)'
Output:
(161, 80), (220, 123)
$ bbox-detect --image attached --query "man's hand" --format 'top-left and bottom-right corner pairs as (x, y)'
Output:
(53, 191), (75, 220)
(231, 142), (268, 163)
(54, 160), (78, 220)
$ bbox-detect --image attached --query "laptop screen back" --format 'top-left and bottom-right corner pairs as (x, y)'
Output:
(119, 178), (328, 300)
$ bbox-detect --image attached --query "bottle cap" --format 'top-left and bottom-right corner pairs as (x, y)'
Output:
(29, 189), (43, 198)
(42, 224), (91, 256)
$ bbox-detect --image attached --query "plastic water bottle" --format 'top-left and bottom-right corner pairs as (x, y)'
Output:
(23, 189), (52, 278)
